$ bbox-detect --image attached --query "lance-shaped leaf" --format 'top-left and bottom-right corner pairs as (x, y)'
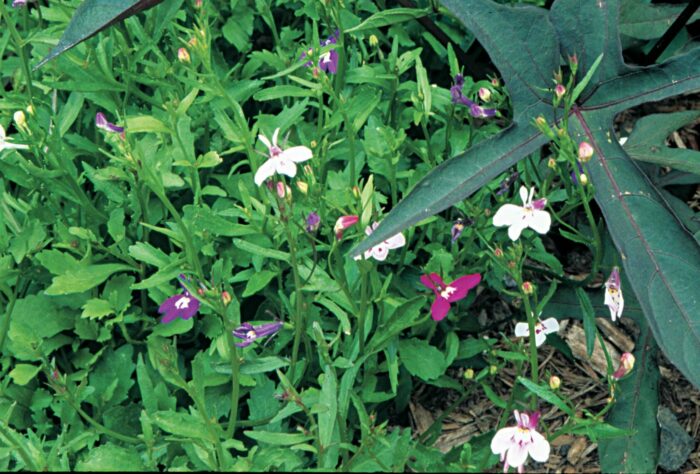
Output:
(598, 323), (660, 473)
(35, 0), (165, 70)
(622, 110), (700, 175)
(570, 109), (700, 388)
(350, 0), (700, 389)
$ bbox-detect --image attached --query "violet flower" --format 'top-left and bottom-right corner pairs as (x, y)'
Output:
(570, 161), (585, 185)
(12, 0), (27, 7)
(306, 211), (321, 233)
(158, 274), (201, 324)
(233, 321), (283, 348)
(95, 112), (124, 134)
(420, 272), (481, 321)
(451, 217), (473, 243)
(496, 171), (519, 196)
(302, 32), (339, 74)
(450, 74), (497, 118)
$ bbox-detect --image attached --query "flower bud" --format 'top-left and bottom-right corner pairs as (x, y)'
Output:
(26, 104), (35, 115)
(535, 116), (546, 127)
(14, 110), (27, 130)
(491, 77), (500, 87)
(612, 352), (635, 380)
(521, 281), (534, 295)
(548, 157), (557, 169)
(578, 141), (594, 162)
(549, 375), (561, 390)
(554, 84), (566, 99)
(494, 247), (504, 258)
(478, 87), (491, 102)
(194, 0), (203, 8)
(464, 368), (475, 380)
(489, 365), (498, 375)
(352, 185), (360, 199)
(579, 173), (588, 185)
(178, 47), (191, 63)
(334, 215), (359, 239)
(296, 180), (308, 194)
(369, 34), (379, 47)
(221, 291), (232, 306)
(569, 53), (578, 66)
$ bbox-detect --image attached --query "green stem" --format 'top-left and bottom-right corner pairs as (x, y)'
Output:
(155, 191), (204, 279)
(225, 329), (241, 438)
(286, 223), (306, 382)
(0, 4), (34, 103)
(0, 420), (37, 470)
(0, 284), (17, 352)
(67, 398), (141, 444)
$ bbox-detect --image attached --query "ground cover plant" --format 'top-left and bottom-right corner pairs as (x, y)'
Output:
(1, 0), (699, 471)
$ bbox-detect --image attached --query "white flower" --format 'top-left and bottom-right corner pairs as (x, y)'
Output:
(514, 317), (560, 347)
(491, 410), (550, 473)
(254, 128), (312, 186)
(0, 124), (29, 152)
(353, 222), (405, 262)
(604, 266), (624, 322)
(493, 186), (551, 241)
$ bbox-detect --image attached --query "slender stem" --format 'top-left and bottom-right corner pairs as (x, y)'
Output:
(0, 421), (37, 470)
(67, 398), (141, 444)
(357, 266), (369, 354)
(0, 4), (34, 103)
(225, 329), (241, 438)
(286, 223), (306, 382)
(0, 284), (17, 352)
(155, 191), (204, 279)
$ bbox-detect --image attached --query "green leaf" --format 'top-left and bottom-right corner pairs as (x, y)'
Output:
(398, 338), (446, 381)
(45, 263), (132, 295)
(317, 369), (338, 452)
(233, 239), (290, 262)
(622, 111), (700, 174)
(81, 298), (114, 319)
(75, 444), (146, 471)
(619, 0), (700, 40)
(599, 324), (660, 473)
(345, 8), (430, 33)
(9, 364), (41, 386)
(517, 377), (575, 417)
(152, 411), (215, 442)
(239, 356), (289, 375)
(243, 430), (314, 446)
(242, 270), (277, 297)
(36, 0), (166, 69)
(575, 288), (596, 357)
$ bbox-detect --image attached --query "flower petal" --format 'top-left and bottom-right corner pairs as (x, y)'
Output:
(258, 133), (272, 151)
(490, 427), (518, 455)
(507, 220), (528, 241)
(446, 274), (481, 302)
(272, 128), (280, 147)
(430, 297), (451, 321)
(541, 317), (560, 335)
(420, 273), (443, 293)
(254, 158), (278, 186)
(281, 146), (313, 163)
(493, 204), (523, 228)
(527, 210), (551, 234)
(384, 232), (405, 250)
(534, 330), (547, 347)
(527, 431), (551, 462)
(370, 244), (388, 261)
(275, 158), (298, 178)
(505, 442), (529, 471)
(519, 186), (529, 205)
(514, 322), (529, 338)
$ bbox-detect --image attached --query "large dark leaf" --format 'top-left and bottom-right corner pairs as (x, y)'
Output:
(35, 0), (165, 69)
(350, 0), (700, 389)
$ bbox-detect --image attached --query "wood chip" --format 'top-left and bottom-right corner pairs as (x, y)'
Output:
(567, 436), (588, 465)
(564, 323), (621, 376)
(409, 401), (434, 436)
(595, 318), (635, 353)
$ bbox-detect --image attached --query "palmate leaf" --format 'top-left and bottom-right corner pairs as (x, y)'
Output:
(35, 0), (165, 69)
(351, 0), (700, 388)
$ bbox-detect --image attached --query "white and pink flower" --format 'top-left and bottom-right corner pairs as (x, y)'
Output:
(491, 410), (550, 473)
(254, 128), (312, 186)
(514, 317), (560, 347)
(604, 266), (624, 322)
(493, 186), (551, 241)
(353, 222), (405, 261)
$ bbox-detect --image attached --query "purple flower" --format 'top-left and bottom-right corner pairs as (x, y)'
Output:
(302, 32), (339, 74)
(306, 211), (320, 233)
(570, 161), (585, 185)
(12, 0), (27, 7)
(451, 217), (473, 243)
(496, 171), (519, 196)
(158, 274), (201, 324)
(450, 74), (498, 118)
(232, 321), (283, 347)
(95, 112), (124, 134)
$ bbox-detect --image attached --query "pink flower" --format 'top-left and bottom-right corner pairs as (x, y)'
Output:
(612, 352), (635, 380)
(491, 410), (550, 473)
(334, 215), (358, 239)
(604, 266), (624, 322)
(420, 272), (481, 321)
(353, 222), (405, 261)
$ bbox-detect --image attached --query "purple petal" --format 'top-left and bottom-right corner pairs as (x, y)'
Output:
(254, 321), (283, 337)
(446, 273), (481, 302)
(431, 297), (451, 321)
(420, 273), (443, 294)
(95, 112), (124, 133)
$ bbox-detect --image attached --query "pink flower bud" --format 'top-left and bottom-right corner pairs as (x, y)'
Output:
(478, 87), (491, 102)
(334, 215), (359, 239)
(612, 352), (635, 380)
(178, 47), (191, 63)
(555, 84), (566, 99)
(578, 141), (594, 162)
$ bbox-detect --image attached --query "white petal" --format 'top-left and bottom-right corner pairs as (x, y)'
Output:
(370, 245), (388, 261)
(275, 158), (298, 178)
(505, 442), (529, 470)
(272, 128), (280, 147)
(493, 204), (524, 227)
(541, 318), (560, 335)
(617, 292), (624, 319)
(519, 186), (529, 205)
(527, 210), (551, 234)
(507, 220), (527, 241)
(534, 331), (547, 347)
(258, 133), (272, 151)
(0, 125), (6, 140)
(528, 431), (551, 462)
(514, 322), (529, 338)
(527, 186), (536, 204)
(384, 232), (405, 250)
(254, 158), (278, 186)
(281, 146), (312, 163)
(490, 427), (518, 455)
(2, 142), (28, 150)
(604, 288), (614, 306)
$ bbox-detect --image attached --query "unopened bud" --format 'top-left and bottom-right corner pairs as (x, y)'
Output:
(578, 141), (594, 162)
(491, 78), (500, 87)
(188, 37), (197, 48)
(178, 47), (191, 63)
(296, 180), (308, 194)
(194, 0), (203, 8)
(554, 84), (566, 99)
(612, 352), (635, 380)
(26, 104), (35, 115)
(569, 53), (578, 66)
(14, 110), (26, 130)
(221, 290), (232, 306)
(494, 247), (504, 258)
(535, 116), (546, 127)
(548, 157), (557, 168)
(369, 34), (379, 47)
(352, 185), (360, 199)
(478, 87), (491, 102)
(579, 173), (588, 185)
(507, 260), (516, 269)
(549, 375), (561, 390)
(464, 368), (475, 380)
(521, 281), (534, 295)
(489, 365), (498, 375)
